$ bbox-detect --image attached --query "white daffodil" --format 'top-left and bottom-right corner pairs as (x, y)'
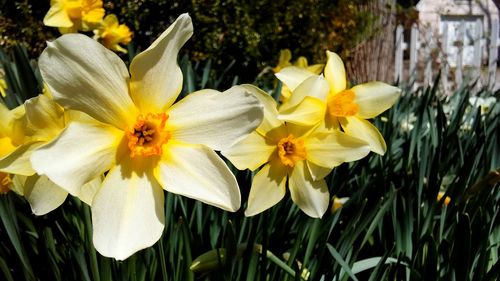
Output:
(33, 14), (263, 260)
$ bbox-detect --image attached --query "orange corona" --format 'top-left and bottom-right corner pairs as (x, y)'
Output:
(126, 113), (170, 157)
(277, 134), (307, 167)
(327, 89), (359, 117)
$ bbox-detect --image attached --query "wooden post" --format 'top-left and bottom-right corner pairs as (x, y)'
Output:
(442, 23), (450, 94)
(409, 24), (418, 88)
(489, 19), (499, 91)
(455, 21), (465, 87)
(395, 25), (404, 83)
(473, 18), (483, 88)
(424, 27), (433, 86)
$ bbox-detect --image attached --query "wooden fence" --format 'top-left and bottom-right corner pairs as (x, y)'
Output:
(394, 19), (500, 93)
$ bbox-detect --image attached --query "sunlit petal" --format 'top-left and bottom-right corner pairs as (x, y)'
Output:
(307, 161), (333, 181)
(280, 75), (329, 111)
(340, 116), (387, 155)
(30, 121), (122, 195)
(278, 96), (325, 126)
(324, 51), (346, 95)
(130, 14), (193, 112)
(289, 161), (329, 218)
(275, 66), (316, 92)
(92, 161), (164, 260)
(155, 141), (241, 211)
(352, 81), (401, 119)
(0, 143), (41, 176)
(245, 161), (287, 216)
(39, 34), (138, 129)
(221, 131), (275, 171)
(23, 175), (68, 216)
(305, 130), (370, 168)
(167, 86), (263, 151)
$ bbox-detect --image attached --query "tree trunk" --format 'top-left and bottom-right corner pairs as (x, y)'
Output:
(346, 0), (397, 84)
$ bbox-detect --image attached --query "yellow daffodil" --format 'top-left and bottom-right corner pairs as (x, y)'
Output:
(1, 95), (98, 215)
(276, 51), (401, 155)
(222, 85), (369, 218)
(33, 14), (263, 260)
(94, 14), (133, 53)
(44, 0), (105, 33)
(437, 191), (451, 206)
(330, 196), (349, 213)
(0, 78), (7, 98)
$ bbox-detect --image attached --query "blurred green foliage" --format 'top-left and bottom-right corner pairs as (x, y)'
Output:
(1, 0), (377, 82)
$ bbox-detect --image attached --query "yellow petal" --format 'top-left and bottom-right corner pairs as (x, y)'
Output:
(245, 161), (287, 216)
(30, 121), (121, 195)
(130, 14), (192, 112)
(39, 34), (138, 129)
(288, 161), (329, 218)
(352, 81), (401, 119)
(24, 95), (65, 142)
(275, 66), (316, 92)
(0, 143), (41, 176)
(280, 74), (329, 112)
(307, 161), (333, 181)
(278, 96), (325, 126)
(305, 130), (370, 168)
(340, 116), (387, 155)
(43, 2), (73, 28)
(155, 141), (241, 211)
(92, 162), (164, 260)
(167, 86), (263, 151)
(324, 51), (346, 95)
(23, 175), (68, 216)
(221, 131), (275, 171)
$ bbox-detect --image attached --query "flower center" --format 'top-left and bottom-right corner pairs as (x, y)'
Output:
(126, 113), (170, 158)
(327, 89), (359, 117)
(277, 134), (306, 167)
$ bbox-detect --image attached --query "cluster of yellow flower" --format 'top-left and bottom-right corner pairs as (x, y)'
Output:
(43, 0), (132, 53)
(0, 14), (400, 260)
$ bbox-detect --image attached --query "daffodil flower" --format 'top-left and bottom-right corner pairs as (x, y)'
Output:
(1, 95), (99, 215)
(44, 0), (105, 33)
(33, 14), (263, 260)
(276, 51), (401, 155)
(222, 85), (369, 218)
(93, 14), (133, 53)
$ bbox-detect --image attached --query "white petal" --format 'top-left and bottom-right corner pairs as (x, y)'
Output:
(245, 161), (287, 216)
(275, 66), (316, 92)
(324, 51), (347, 95)
(352, 82), (401, 119)
(92, 163), (165, 260)
(280, 75), (329, 111)
(289, 161), (329, 218)
(340, 116), (387, 155)
(305, 130), (371, 168)
(23, 175), (68, 216)
(155, 141), (241, 211)
(278, 96), (326, 126)
(221, 131), (275, 171)
(167, 86), (263, 151)
(30, 121), (122, 195)
(0, 143), (41, 176)
(39, 34), (138, 129)
(129, 14), (193, 112)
